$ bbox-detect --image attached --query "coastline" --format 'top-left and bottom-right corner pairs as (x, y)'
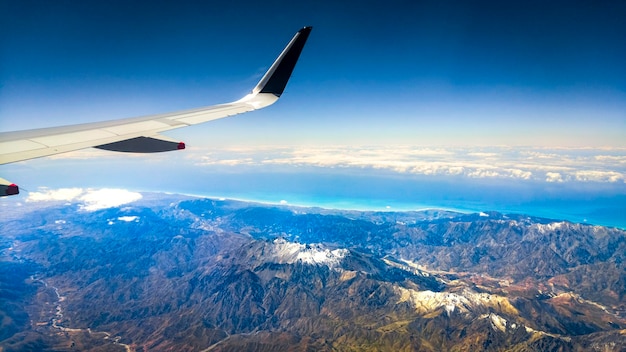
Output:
(170, 191), (626, 230)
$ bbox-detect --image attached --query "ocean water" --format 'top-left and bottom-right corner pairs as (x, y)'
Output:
(5, 160), (624, 229)
(174, 169), (626, 229)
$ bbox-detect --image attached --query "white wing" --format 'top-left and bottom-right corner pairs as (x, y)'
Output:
(0, 27), (312, 196)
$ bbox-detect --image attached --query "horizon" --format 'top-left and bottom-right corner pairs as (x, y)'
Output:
(2, 3), (626, 350)
(4, 182), (625, 230)
(1, 1), (625, 230)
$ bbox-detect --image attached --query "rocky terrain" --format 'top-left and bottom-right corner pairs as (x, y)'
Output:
(1, 193), (625, 351)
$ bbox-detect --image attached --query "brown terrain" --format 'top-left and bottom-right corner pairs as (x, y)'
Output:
(1, 194), (625, 351)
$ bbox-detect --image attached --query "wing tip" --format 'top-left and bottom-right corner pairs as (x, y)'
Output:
(255, 26), (313, 97)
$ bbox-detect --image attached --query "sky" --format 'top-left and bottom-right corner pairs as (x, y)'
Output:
(1, 1), (625, 227)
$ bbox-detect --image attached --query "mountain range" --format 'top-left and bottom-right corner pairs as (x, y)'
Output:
(1, 192), (625, 351)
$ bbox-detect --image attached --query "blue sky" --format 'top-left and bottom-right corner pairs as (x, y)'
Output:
(2, 0), (625, 146)
(1, 1), (625, 227)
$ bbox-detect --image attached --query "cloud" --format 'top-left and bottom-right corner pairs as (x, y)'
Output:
(467, 152), (498, 158)
(78, 189), (142, 211)
(545, 172), (564, 183)
(186, 145), (626, 184)
(574, 171), (624, 183)
(507, 169), (532, 180)
(594, 155), (626, 163)
(27, 188), (142, 211)
(27, 188), (84, 201)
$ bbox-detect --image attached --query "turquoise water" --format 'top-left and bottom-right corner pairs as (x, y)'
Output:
(176, 171), (626, 230)
(221, 194), (624, 229)
(9, 159), (624, 229)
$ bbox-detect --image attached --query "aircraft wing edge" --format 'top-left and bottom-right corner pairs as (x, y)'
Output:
(0, 26), (312, 167)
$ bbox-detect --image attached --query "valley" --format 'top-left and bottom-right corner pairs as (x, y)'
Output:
(1, 193), (625, 351)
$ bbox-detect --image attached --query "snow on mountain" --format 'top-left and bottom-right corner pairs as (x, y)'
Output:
(395, 286), (518, 317)
(268, 238), (348, 267)
(534, 221), (567, 233)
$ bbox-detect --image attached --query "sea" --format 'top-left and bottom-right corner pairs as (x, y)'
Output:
(4, 160), (625, 229)
(172, 168), (626, 230)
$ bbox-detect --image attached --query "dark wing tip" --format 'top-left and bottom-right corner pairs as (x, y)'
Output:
(258, 27), (313, 96)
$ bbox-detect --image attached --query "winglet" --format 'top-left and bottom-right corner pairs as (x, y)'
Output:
(252, 26), (312, 97)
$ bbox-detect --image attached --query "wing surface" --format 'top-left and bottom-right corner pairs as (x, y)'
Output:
(0, 26), (312, 165)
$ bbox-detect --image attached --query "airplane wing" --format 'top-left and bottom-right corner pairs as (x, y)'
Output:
(0, 26), (312, 196)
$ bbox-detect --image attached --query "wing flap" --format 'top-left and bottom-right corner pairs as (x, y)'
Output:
(96, 136), (185, 153)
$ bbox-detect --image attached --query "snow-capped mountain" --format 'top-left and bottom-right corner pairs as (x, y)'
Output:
(1, 192), (624, 351)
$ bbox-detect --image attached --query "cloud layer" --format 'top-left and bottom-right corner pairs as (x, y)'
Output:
(27, 188), (142, 211)
(190, 146), (626, 184)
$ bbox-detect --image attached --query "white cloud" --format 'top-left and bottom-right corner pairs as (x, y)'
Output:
(574, 170), (624, 183)
(594, 155), (626, 163)
(507, 169), (532, 180)
(545, 172), (564, 183)
(27, 188), (84, 202)
(117, 216), (139, 222)
(186, 145), (626, 184)
(26, 187), (142, 211)
(467, 152), (498, 158)
(467, 169), (501, 178)
(79, 189), (142, 211)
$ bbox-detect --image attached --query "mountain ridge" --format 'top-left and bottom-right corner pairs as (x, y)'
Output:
(1, 192), (624, 351)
